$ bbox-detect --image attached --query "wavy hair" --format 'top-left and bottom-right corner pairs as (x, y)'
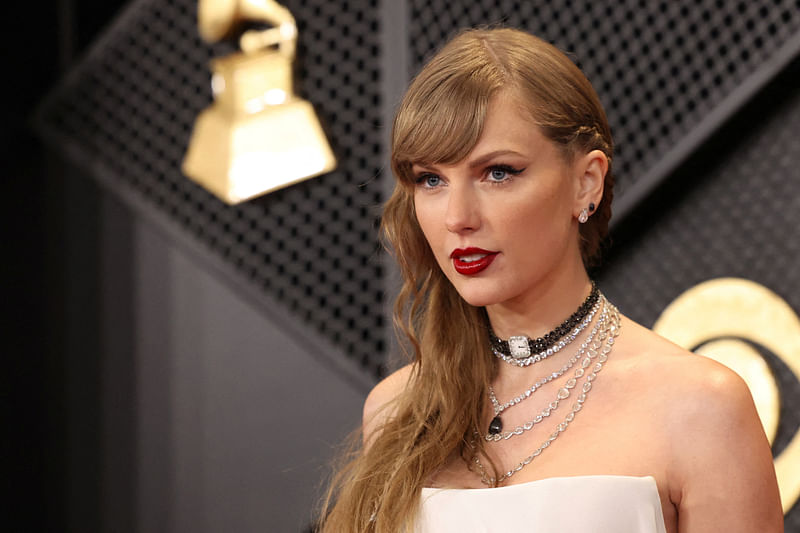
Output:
(320, 27), (614, 532)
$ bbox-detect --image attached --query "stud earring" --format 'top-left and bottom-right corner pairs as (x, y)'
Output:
(578, 208), (589, 224)
(589, 202), (596, 212)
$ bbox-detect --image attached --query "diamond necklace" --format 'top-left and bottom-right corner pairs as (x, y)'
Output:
(486, 298), (611, 441)
(487, 300), (609, 436)
(489, 283), (599, 361)
(492, 296), (602, 368)
(471, 303), (621, 487)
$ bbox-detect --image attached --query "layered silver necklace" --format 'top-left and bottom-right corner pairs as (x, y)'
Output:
(471, 298), (621, 487)
(486, 301), (610, 441)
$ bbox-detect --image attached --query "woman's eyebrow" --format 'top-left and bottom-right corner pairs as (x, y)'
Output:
(467, 150), (525, 168)
(411, 150), (526, 173)
(410, 162), (437, 172)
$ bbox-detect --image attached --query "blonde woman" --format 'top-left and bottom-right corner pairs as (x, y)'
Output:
(321, 28), (782, 532)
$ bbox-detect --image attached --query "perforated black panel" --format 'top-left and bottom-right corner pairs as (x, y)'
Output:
(36, 0), (386, 374)
(408, 0), (800, 197)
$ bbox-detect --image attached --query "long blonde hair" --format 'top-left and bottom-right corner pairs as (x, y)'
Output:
(320, 28), (614, 532)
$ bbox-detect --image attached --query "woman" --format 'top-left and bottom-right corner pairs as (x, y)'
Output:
(321, 28), (782, 532)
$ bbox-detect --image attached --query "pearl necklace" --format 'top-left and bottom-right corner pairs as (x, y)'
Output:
(471, 303), (621, 487)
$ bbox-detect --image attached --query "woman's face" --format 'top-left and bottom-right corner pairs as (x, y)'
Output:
(412, 94), (591, 310)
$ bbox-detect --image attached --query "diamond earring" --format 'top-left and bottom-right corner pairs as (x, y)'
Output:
(578, 208), (589, 223)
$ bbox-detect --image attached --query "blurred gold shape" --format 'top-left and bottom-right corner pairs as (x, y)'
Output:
(183, 0), (336, 203)
(653, 278), (800, 513)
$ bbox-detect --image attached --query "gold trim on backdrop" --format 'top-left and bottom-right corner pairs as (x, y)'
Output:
(653, 278), (800, 513)
(183, 0), (336, 204)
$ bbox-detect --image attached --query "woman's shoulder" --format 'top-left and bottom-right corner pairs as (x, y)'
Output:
(615, 318), (782, 528)
(616, 314), (767, 478)
(362, 364), (415, 445)
(615, 314), (750, 405)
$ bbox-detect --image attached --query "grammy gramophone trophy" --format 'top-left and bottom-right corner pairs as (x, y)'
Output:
(183, 0), (336, 203)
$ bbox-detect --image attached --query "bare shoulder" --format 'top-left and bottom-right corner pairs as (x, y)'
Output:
(616, 316), (761, 439)
(616, 315), (783, 531)
(615, 315), (749, 399)
(362, 364), (415, 446)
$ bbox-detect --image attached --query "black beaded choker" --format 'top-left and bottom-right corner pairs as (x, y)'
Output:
(488, 283), (599, 359)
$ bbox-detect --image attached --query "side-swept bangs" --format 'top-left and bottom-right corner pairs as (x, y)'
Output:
(390, 36), (507, 186)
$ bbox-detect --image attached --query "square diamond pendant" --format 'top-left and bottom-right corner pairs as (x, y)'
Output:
(507, 336), (531, 358)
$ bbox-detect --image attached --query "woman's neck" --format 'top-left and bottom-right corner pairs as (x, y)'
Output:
(486, 271), (597, 391)
(485, 270), (593, 341)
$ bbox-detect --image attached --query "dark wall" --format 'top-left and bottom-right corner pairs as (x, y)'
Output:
(4, 1), (127, 531)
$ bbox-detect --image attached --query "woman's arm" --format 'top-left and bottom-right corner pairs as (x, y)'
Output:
(362, 364), (413, 447)
(671, 358), (783, 532)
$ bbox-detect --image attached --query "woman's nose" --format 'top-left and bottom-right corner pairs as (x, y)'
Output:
(445, 184), (480, 233)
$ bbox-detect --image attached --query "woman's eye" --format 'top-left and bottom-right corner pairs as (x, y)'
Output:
(487, 165), (524, 182)
(417, 174), (442, 188)
(489, 168), (508, 181)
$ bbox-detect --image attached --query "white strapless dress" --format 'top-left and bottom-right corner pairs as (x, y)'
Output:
(417, 475), (667, 532)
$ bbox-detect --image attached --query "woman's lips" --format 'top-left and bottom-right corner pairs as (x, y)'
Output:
(450, 247), (499, 275)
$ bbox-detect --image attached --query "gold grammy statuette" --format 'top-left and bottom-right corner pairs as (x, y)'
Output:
(183, 0), (337, 203)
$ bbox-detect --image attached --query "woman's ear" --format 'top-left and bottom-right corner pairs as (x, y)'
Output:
(573, 149), (608, 218)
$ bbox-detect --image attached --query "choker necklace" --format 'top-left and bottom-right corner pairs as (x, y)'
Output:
(489, 283), (599, 362)
(492, 295), (601, 367)
(471, 302), (621, 487)
(486, 299), (609, 438)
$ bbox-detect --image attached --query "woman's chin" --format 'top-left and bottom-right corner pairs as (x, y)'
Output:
(452, 286), (508, 308)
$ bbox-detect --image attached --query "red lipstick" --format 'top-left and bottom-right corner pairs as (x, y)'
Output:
(450, 247), (498, 275)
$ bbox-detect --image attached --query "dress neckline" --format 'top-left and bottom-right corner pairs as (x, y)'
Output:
(418, 474), (668, 533)
(421, 474), (658, 493)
